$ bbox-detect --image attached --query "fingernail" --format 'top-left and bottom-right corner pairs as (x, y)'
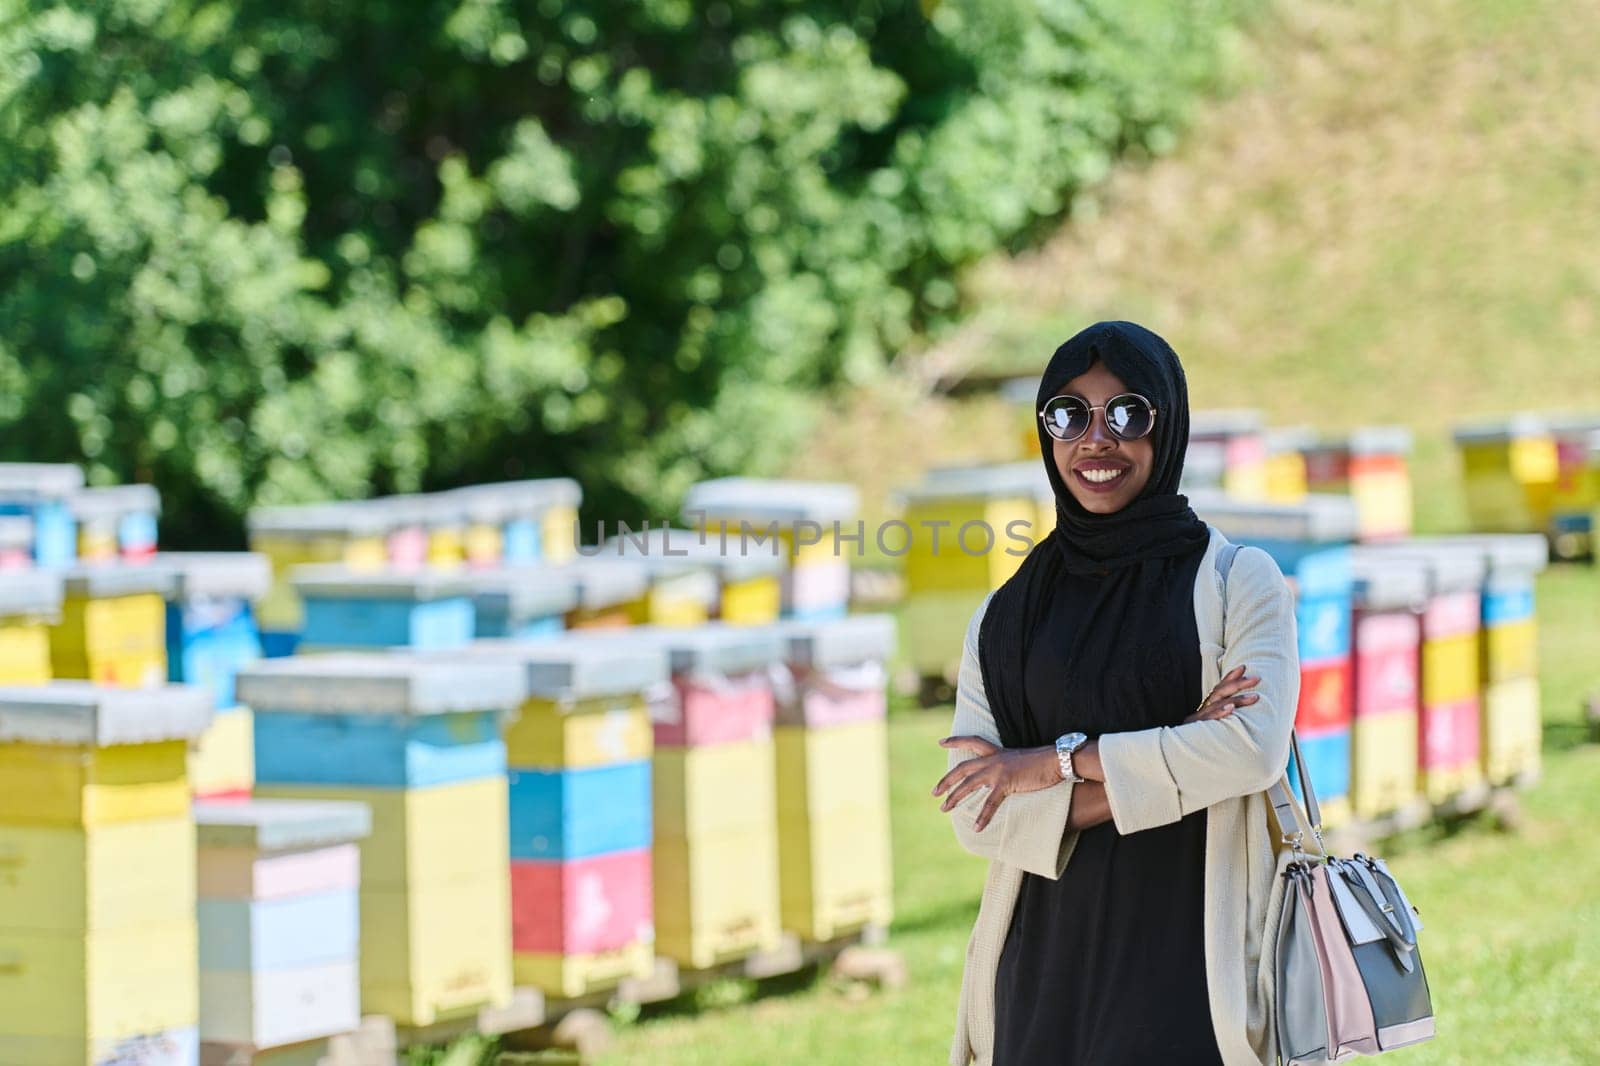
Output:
(1224, 703), (1234, 711)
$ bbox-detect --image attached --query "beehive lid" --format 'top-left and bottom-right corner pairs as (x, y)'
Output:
(1451, 415), (1550, 444)
(1360, 541), (1488, 594)
(683, 477), (860, 525)
(467, 565), (582, 618)
(1348, 548), (1430, 611)
(450, 478), (583, 524)
(236, 652), (524, 716)
(288, 564), (473, 600)
(195, 798), (372, 850)
(68, 484), (162, 521)
(1544, 412), (1600, 439)
(575, 622), (783, 677)
(0, 681), (211, 745)
(599, 528), (778, 584)
(0, 463), (84, 501)
(1264, 426), (1317, 454)
(1181, 441), (1227, 480)
(409, 492), (467, 529)
(442, 638), (669, 700)
(1400, 534), (1549, 577)
(897, 462), (1052, 504)
(775, 614), (897, 669)
(1191, 492), (1358, 544)
(1348, 425), (1413, 455)
(1190, 409), (1266, 437)
(157, 552), (272, 601)
(0, 569), (63, 618)
(246, 500), (391, 539)
(58, 562), (178, 598)
(555, 557), (651, 609)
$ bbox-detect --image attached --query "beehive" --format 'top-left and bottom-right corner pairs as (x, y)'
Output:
(0, 462), (84, 567)
(0, 568), (62, 684)
(1262, 426), (1313, 503)
(466, 566), (580, 640)
(770, 616), (895, 943)
(447, 478), (583, 567)
(1303, 427), (1414, 541)
(161, 553), (270, 710)
(238, 654), (521, 1026)
(683, 478), (859, 621)
(288, 565), (475, 652)
(1453, 417), (1559, 535)
(1190, 409), (1270, 501)
(558, 557), (652, 631)
(195, 799), (370, 1055)
(0, 681), (210, 1066)
(49, 563), (177, 688)
(70, 483), (161, 562)
(445, 637), (667, 998)
(246, 503), (392, 652)
(896, 464), (1046, 597)
(594, 535), (720, 628)
(1347, 551), (1427, 820)
(1546, 415), (1600, 558)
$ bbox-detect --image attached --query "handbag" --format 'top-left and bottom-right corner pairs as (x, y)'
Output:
(1216, 542), (1436, 1064)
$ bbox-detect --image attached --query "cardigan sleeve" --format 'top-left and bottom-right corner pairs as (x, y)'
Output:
(1096, 545), (1300, 836)
(946, 591), (1081, 880)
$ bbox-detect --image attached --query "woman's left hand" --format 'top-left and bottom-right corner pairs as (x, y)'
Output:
(933, 737), (1063, 832)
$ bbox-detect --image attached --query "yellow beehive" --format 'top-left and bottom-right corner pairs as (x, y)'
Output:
(653, 738), (776, 841)
(774, 720), (889, 822)
(542, 503), (580, 565)
(0, 617), (52, 684)
(0, 815), (194, 933)
(683, 478), (860, 580)
(1482, 676), (1541, 785)
(1454, 420), (1560, 533)
(512, 941), (654, 1001)
(187, 705), (255, 799)
(49, 588), (168, 687)
(0, 919), (196, 1051)
(254, 777), (507, 893)
(778, 802), (893, 943)
(900, 491), (1036, 595)
(257, 779), (512, 1025)
(653, 825), (782, 970)
(361, 872), (512, 1026)
(1483, 618), (1538, 683)
(504, 698), (651, 769)
(0, 740), (190, 826)
(1349, 712), (1421, 820)
(720, 574), (782, 625)
(1420, 758), (1485, 806)
(1420, 634), (1481, 706)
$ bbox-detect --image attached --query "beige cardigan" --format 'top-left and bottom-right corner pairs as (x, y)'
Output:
(946, 526), (1302, 1066)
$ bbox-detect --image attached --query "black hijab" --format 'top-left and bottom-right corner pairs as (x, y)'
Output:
(978, 321), (1212, 749)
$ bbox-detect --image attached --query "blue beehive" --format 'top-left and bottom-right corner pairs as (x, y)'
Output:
(289, 566), (475, 651)
(0, 463), (83, 567)
(161, 552), (271, 708)
(1288, 729), (1352, 808)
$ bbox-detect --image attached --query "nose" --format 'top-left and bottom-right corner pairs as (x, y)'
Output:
(1080, 407), (1117, 449)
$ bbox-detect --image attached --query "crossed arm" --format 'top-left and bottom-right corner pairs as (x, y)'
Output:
(934, 548), (1299, 876)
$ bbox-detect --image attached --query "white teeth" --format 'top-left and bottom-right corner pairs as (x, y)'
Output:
(1079, 468), (1126, 484)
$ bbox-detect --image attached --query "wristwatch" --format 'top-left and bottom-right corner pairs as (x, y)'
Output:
(1055, 731), (1089, 783)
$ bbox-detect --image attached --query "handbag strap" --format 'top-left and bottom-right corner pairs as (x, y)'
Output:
(1215, 541), (1324, 853)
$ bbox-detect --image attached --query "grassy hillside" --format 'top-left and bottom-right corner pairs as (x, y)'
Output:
(784, 0), (1600, 537)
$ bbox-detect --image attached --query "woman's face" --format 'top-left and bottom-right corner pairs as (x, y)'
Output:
(1049, 360), (1155, 514)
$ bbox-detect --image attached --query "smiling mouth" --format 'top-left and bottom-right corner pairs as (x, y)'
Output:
(1074, 465), (1129, 490)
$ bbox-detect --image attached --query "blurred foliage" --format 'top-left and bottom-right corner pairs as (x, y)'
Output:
(0, 0), (1257, 543)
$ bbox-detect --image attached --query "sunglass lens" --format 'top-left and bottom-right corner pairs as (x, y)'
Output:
(1043, 398), (1088, 440)
(1107, 396), (1154, 439)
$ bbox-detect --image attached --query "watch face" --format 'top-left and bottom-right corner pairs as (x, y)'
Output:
(1061, 731), (1088, 749)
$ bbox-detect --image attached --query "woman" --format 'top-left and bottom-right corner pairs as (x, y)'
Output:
(932, 321), (1302, 1066)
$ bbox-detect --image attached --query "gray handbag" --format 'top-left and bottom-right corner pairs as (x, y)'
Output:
(1217, 542), (1436, 1064)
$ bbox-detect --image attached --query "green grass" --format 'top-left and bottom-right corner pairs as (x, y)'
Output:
(590, 566), (1600, 1066)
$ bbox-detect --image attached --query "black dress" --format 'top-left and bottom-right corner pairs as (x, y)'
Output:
(992, 542), (1223, 1066)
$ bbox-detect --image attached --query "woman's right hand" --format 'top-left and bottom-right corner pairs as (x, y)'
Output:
(1183, 664), (1261, 724)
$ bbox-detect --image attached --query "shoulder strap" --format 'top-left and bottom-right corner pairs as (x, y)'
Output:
(1213, 541), (1323, 848)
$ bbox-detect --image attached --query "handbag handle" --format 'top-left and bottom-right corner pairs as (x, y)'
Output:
(1216, 541), (1325, 855)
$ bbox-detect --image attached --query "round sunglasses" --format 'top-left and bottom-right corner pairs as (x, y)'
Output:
(1038, 392), (1159, 442)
